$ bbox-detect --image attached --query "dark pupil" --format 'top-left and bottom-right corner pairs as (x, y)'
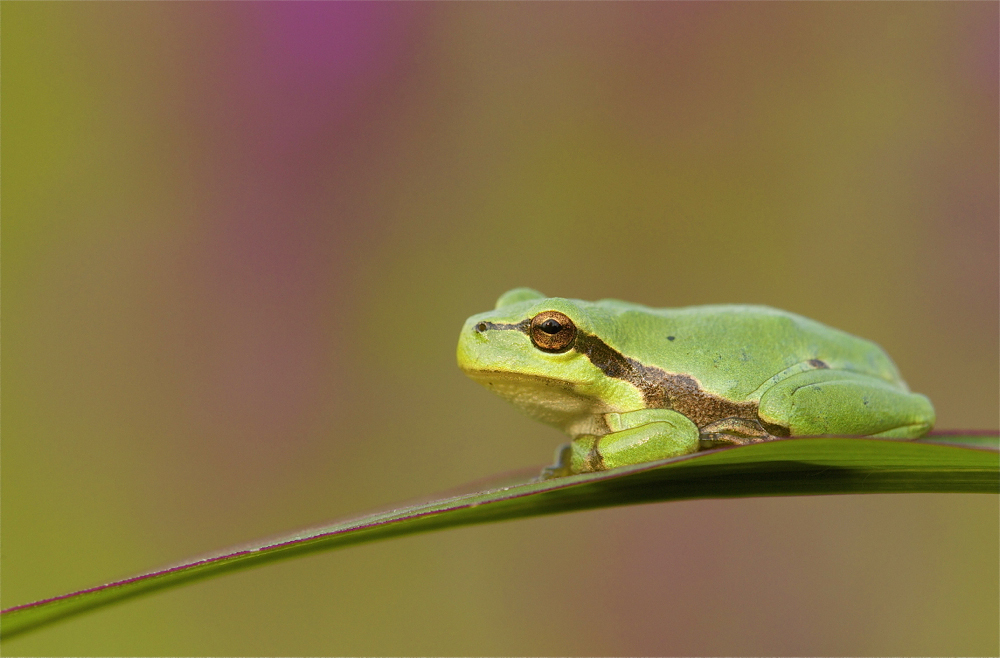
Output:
(539, 319), (562, 334)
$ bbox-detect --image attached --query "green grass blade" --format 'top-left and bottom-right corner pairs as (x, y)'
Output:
(3, 434), (997, 640)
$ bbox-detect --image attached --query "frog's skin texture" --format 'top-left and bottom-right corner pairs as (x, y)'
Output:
(457, 288), (935, 478)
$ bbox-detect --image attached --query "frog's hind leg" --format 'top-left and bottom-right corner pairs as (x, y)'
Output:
(757, 369), (935, 439)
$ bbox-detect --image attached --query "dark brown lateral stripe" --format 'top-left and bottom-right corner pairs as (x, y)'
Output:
(572, 332), (766, 429)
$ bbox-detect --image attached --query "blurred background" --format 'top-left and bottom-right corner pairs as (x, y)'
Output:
(3, 3), (997, 655)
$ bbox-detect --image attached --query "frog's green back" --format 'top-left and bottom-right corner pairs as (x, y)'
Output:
(587, 298), (906, 401)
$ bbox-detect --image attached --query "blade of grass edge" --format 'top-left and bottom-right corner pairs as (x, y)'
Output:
(2, 434), (997, 640)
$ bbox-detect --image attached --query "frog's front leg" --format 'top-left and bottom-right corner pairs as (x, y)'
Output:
(544, 409), (700, 477)
(758, 369), (935, 438)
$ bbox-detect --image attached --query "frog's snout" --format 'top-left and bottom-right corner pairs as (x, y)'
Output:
(457, 321), (484, 371)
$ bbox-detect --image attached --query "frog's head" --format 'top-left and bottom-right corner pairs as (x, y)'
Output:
(457, 288), (645, 437)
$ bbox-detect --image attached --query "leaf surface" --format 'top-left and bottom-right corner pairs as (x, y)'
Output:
(2, 434), (997, 639)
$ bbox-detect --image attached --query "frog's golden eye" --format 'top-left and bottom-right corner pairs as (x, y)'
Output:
(530, 311), (577, 353)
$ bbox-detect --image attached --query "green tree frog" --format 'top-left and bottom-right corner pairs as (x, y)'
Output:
(457, 288), (935, 477)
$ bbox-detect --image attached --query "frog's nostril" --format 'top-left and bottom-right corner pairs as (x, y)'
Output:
(476, 322), (488, 333)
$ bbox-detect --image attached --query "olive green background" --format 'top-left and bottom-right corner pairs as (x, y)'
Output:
(3, 3), (997, 655)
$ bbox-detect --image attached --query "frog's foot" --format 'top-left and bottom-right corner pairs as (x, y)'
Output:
(697, 417), (786, 449)
(540, 443), (574, 480)
(564, 409), (701, 475)
(758, 369), (935, 438)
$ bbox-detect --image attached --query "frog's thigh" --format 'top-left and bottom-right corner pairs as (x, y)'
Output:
(758, 370), (935, 438)
(570, 409), (700, 473)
